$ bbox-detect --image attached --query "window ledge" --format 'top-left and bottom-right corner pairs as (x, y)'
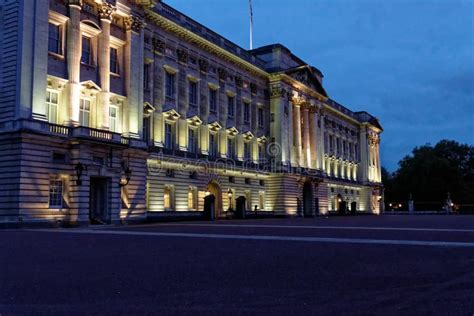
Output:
(48, 52), (65, 60)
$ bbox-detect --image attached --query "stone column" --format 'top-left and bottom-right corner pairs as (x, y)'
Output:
(293, 101), (302, 166)
(376, 139), (382, 182)
(302, 105), (311, 168)
(124, 15), (145, 138)
(97, 3), (115, 129)
(66, 1), (82, 125)
(30, 0), (50, 121)
(309, 107), (318, 169)
(319, 112), (325, 171)
(359, 127), (369, 183)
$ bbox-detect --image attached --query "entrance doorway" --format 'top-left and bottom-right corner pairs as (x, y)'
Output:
(303, 181), (314, 217)
(207, 181), (222, 219)
(90, 177), (109, 224)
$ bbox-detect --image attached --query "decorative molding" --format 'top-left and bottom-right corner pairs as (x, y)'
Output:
(98, 2), (116, 21)
(67, 0), (83, 8)
(217, 68), (228, 81)
(124, 15), (145, 33)
(234, 76), (243, 88)
(198, 59), (209, 73)
(145, 9), (268, 78)
(152, 37), (165, 54)
(177, 48), (188, 63)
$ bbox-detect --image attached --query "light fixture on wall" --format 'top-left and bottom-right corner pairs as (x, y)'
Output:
(119, 155), (132, 187)
(74, 162), (85, 185)
(227, 188), (233, 212)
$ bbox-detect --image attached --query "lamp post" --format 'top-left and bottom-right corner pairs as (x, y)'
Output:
(119, 157), (132, 187)
(74, 162), (85, 185)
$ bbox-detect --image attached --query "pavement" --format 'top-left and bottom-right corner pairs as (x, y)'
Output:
(1, 215), (474, 315)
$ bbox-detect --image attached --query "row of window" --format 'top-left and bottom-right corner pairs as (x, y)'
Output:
(163, 72), (264, 125)
(46, 90), (119, 131)
(163, 123), (265, 160)
(326, 134), (358, 160)
(163, 185), (265, 211)
(49, 23), (120, 74)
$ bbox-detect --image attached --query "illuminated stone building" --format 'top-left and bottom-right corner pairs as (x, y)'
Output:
(0, 0), (383, 226)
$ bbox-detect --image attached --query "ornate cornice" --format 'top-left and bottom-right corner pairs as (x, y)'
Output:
(144, 9), (268, 79)
(98, 2), (116, 21)
(135, 0), (157, 9)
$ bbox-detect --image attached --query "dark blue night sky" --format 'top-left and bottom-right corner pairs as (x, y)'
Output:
(166, 0), (474, 171)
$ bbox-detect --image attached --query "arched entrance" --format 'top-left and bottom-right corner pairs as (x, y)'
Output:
(207, 181), (223, 218)
(303, 181), (314, 217)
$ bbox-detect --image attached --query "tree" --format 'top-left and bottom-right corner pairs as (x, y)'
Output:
(384, 140), (474, 210)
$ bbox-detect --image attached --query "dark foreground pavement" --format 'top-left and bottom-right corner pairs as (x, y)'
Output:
(1, 215), (474, 315)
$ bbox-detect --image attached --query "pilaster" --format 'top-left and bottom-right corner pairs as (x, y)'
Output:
(97, 2), (116, 129)
(65, 2), (82, 125)
(124, 15), (145, 138)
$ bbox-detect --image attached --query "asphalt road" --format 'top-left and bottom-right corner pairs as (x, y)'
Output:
(1, 215), (474, 315)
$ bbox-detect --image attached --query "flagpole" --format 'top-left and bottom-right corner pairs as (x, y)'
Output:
(249, 0), (253, 50)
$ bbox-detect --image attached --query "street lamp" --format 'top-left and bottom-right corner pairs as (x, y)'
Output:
(74, 162), (85, 185)
(119, 158), (132, 187)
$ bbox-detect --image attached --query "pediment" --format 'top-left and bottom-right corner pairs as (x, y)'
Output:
(226, 126), (239, 136)
(187, 115), (203, 126)
(257, 135), (268, 143)
(144, 102), (156, 115)
(242, 131), (254, 140)
(163, 108), (180, 121)
(80, 80), (101, 92)
(286, 66), (327, 97)
(208, 121), (222, 131)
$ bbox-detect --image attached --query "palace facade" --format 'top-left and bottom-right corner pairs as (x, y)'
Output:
(0, 0), (383, 226)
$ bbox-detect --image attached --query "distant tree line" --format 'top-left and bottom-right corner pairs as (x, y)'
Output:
(383, 140), (474, 212)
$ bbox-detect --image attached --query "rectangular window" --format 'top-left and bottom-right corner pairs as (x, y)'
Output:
(258, 107), (264, 127)
(188, 186), (198, 210)
(79, 99), (91, 127)
(143, 63), (150, 90)
(46, 90), (59, 124)
(227, 137), (235, 159)
(164, 185), (174, 210)
(336, 138), (340, 155)
(188, 128), (197, 153)
(81, 36), (92, 65)
(329, 135), (334, 152)
(143, 117), (150, 144)
(244, 142), (251, 160)
(110, 47), (119, 74)
(109, 106), (118, 132)
(165, 123), (174, 149)
(48, 23), (61, 55)
(189, 81), (197, 106)
(227, 96), (234, 118)
(209, 89), (217, 112)
(165, 72), (175, 98)
(244, 102), (250, 123)
(49, 179), (63, 208)
(209, 133), (218, 157)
